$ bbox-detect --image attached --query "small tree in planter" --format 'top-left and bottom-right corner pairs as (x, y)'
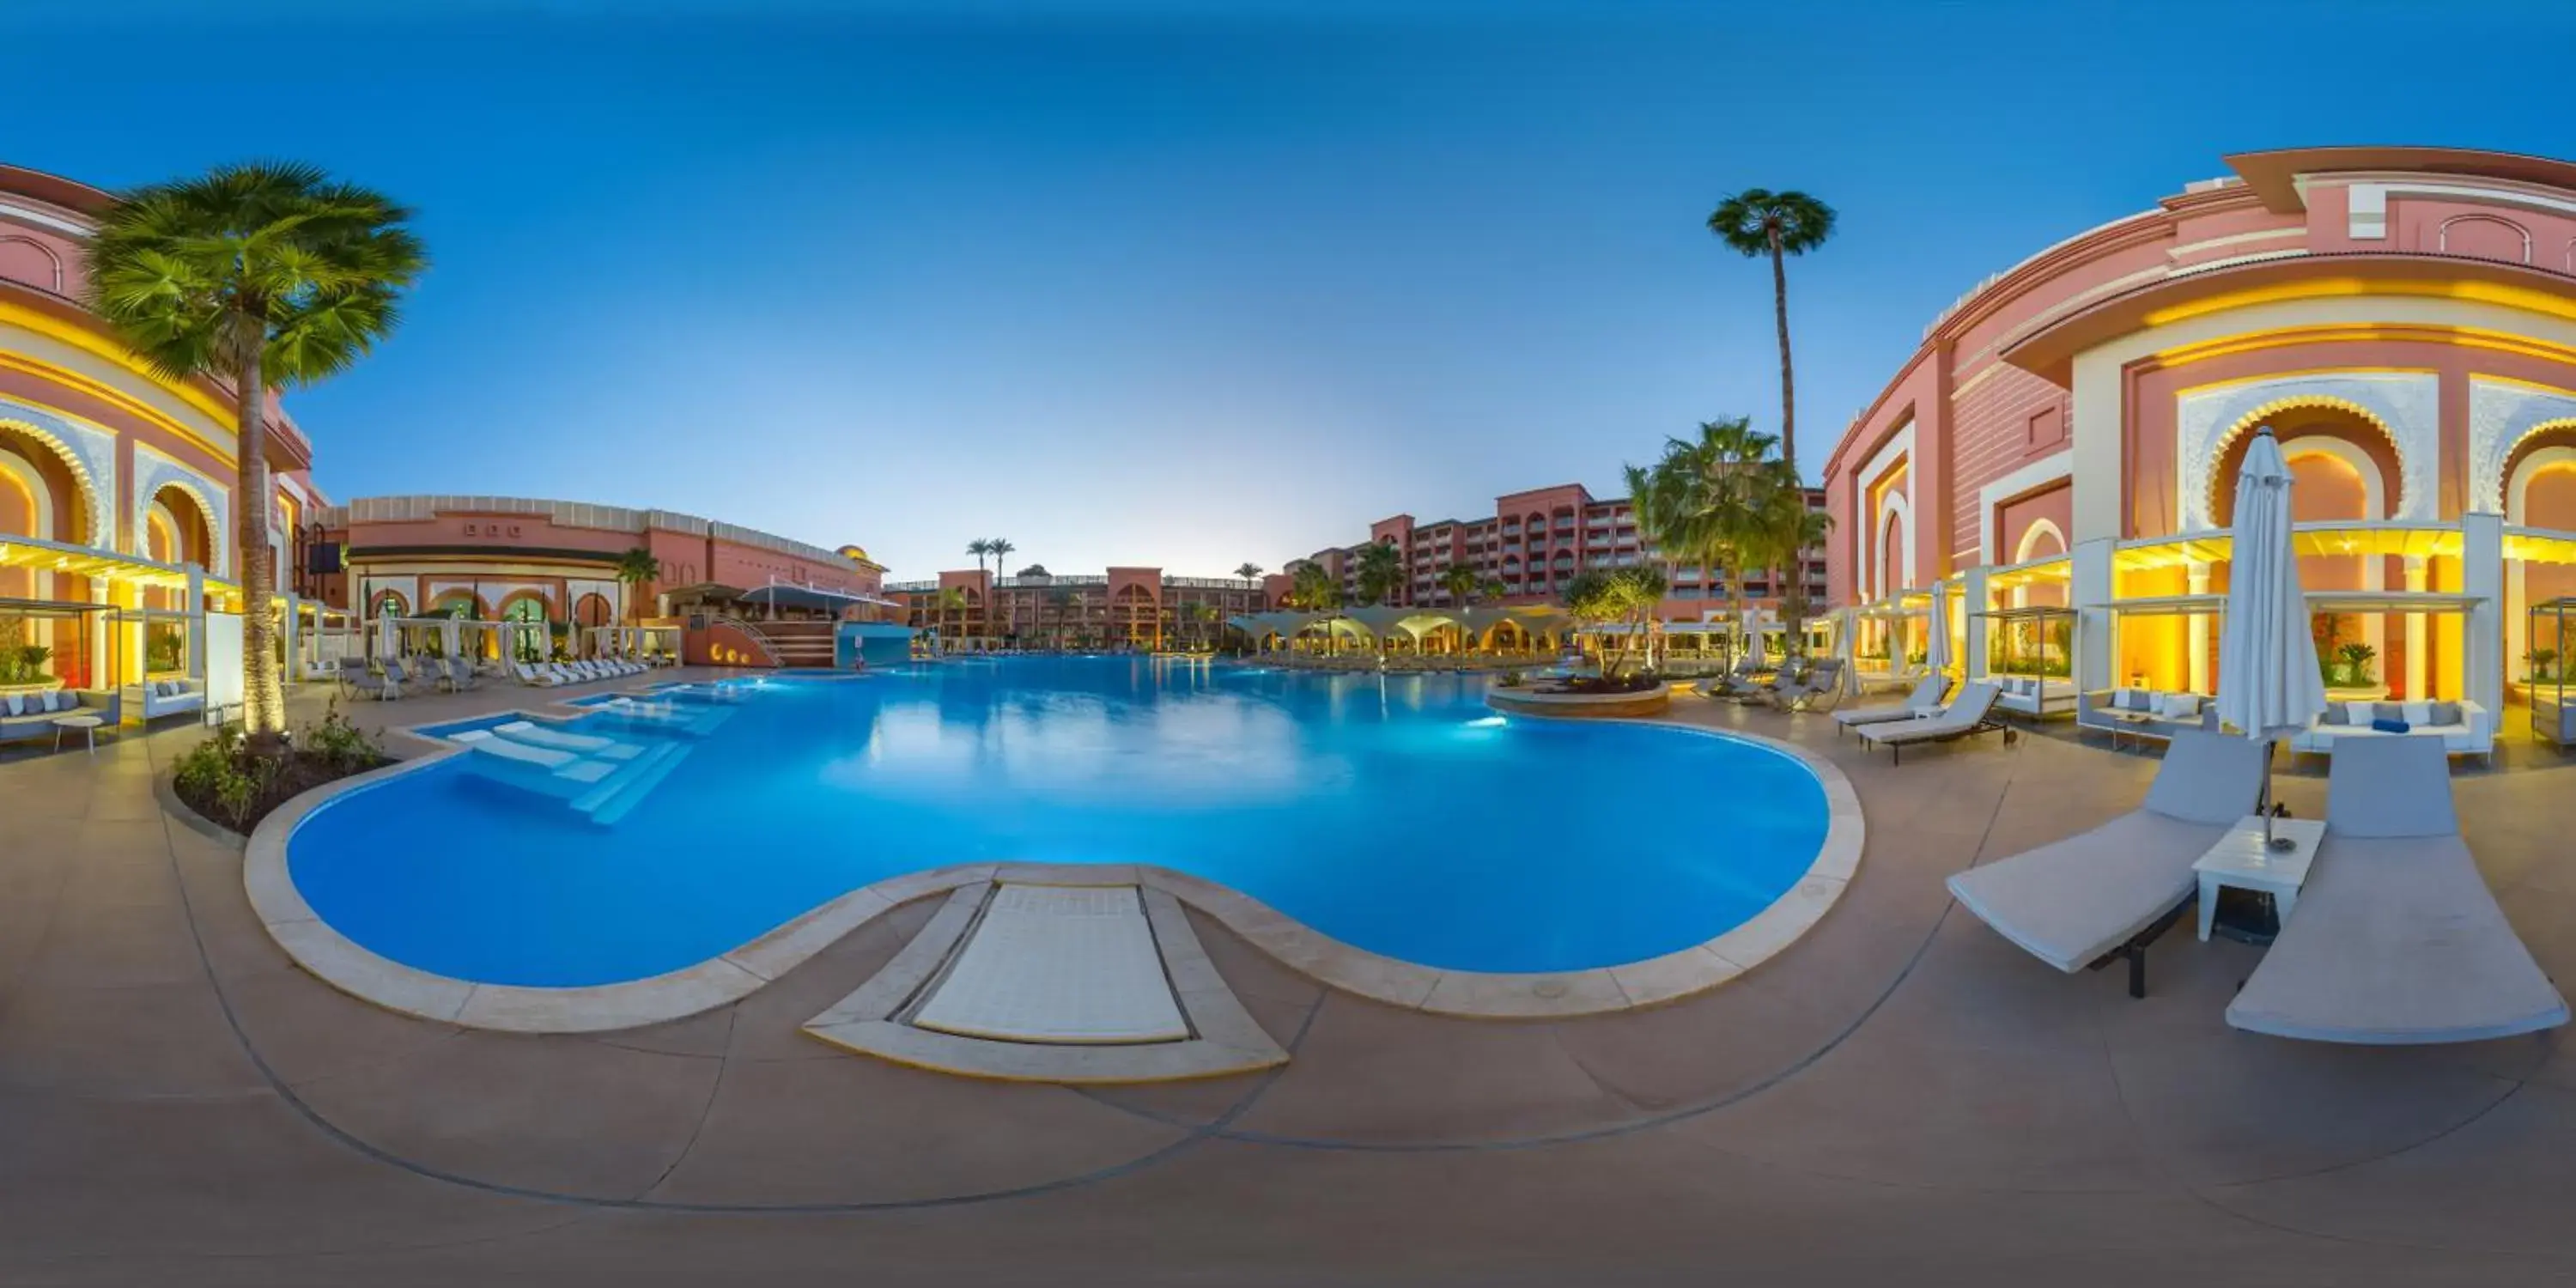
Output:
(1562, 565), (1668, 687)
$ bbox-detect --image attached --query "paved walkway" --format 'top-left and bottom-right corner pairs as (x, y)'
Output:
(4, 677), (2575, 1284)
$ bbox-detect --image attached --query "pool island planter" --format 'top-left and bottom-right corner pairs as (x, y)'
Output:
(1485, 684), (1672, 718)
(237, 722), (1860, 1033)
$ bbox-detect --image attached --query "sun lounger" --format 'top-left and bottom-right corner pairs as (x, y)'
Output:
(1946, 729), (2269, 997)
(2227, 736), (2568, 1045)
(1853, 681), (2006, 762)
(447, 657), (481, 690)
(1834, 672), (1948, 733)
(342, 661), (398, 701)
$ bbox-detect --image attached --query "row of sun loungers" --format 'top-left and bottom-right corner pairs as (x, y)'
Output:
(1946, 732), (2567, 1045)
(513, 659), (651, 687)
(336, 657), (481, 702)
(1850, 681), (2008, 762)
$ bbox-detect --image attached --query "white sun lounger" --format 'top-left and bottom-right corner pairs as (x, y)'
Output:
(1833, 672), (1949, 732)
(493, 720), (644, 761)
(2227, 736), (2568, 1045)
(449, 728), (617, 783)
(1854, 682), (2004, 763)
(513, 663), (560, 687)
(1946, 729), (2269, 997)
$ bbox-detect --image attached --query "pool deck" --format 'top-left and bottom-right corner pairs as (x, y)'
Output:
(7, 671), (2576, 1282)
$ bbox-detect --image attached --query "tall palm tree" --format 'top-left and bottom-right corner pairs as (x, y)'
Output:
(966, 538), (993, 575)
(988, 538), (1015, 580)
(87, 162), (426, 744)
(612, 547), (662, 626)
(1705, 189), (1835, 476)
(1709, 189), (1834, 644)
(1234, 562), (1262, 583)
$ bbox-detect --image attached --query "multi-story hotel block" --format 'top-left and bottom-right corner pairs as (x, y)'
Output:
(1289, 483), (1830, 617)
(886, 568), (1273, 650)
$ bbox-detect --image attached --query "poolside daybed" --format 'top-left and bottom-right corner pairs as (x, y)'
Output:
(1945, 729), (2268, 997)
(2227, 736), (2567, 1045)
(2286, 698), (2494, 763)
(129, 677), (206, 723)
(2076, 687), (2217, 744)
(0, 689), (119, 746)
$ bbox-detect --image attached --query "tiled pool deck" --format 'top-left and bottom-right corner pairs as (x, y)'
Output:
(6, 672), (2576, 1283)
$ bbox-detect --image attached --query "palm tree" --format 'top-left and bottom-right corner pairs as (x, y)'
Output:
(930, 586), (968, 653)
(966, 538), (993, 575)
(1234, 562), (1263, 583)
(1705, 189), (1835, 476)
(1628, 417), (1789, 669)
(1353, 541), (1402, 605)
(87, 162), (426, 744)
(613, 547), (661, 626)
(988, 538), (1015, 580)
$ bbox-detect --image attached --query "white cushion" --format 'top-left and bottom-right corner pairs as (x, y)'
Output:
(2, 694), (21, 717)
(2346, 700), (2378, 726)
(2165, 694), (2201, 720)
(2403, 702), (2434, 727)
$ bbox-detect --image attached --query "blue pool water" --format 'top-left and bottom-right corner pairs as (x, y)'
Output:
(287, 659), (1830, 985)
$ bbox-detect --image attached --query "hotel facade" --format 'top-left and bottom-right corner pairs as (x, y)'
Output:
(887, 568), (1273, 650)
(1820, 146), (2576, 732)
(1291, 483), (1829, 622)
(0, 163), (328, 707)
(0, 161), (889, 708)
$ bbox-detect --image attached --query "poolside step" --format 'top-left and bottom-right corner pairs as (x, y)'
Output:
(574, 741), (693, 826)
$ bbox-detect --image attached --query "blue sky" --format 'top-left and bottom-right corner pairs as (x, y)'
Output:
(10, 1), (2575, 578)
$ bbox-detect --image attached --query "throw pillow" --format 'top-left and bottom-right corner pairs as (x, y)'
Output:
(2322, 704), (2350, 726)
(2167, 694), (2201, 719)
(1, 694), (20, 718)
(2403, 702), (2434, 727)
(2431, 700), (2463, 726)
(2375, 701), (2408, 724)
(2372, 717), (2411, 734)
(49, 691), (73, 713)
(2346, 700), (2379, 726)
(2115, 689), (2145, 711)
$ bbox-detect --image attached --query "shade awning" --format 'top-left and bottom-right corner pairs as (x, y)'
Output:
(739, 584), (899, 611)
(0, 597), (117, 618)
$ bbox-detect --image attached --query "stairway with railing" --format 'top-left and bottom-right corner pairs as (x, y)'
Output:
(682, 613), (841, 669)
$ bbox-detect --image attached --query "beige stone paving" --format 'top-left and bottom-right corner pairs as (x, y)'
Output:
(2, 677), (2575, 1282)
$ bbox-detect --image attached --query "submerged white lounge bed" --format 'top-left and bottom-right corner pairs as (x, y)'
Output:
(493, 720), (644, 761)
(2227, 736), (2569, 1045)
(448, 728), (617, 784)
(1946, 729), (2268, 998)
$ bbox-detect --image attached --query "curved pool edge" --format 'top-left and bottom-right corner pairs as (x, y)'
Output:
(239, 720), (1862, 1032)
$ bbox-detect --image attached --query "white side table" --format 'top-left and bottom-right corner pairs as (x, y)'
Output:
(2193, 816), (2326, 941)
(50, 713), (106, 755)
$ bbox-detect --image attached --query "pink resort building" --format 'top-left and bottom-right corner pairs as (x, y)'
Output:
(0, 163), (329, 720)
(0, 159), (893, 709)
(1289, 483), (1830, 621)
(1820, 146), (2576, 747)
(887, 568), (1273, 651)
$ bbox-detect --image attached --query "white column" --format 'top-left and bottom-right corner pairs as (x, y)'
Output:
(185, 568), (207, 682)
(1963, 566), (1991, 681)
(2185, 561), (2213, 695)
(2073, 538), (2117, 694)
(2403, 556), (2430, 700)
(2464, 513), (2505, 718)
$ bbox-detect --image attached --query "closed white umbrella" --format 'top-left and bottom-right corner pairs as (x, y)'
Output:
(2215, 427), (2329, 849)
(1925, 581), (1952, 674)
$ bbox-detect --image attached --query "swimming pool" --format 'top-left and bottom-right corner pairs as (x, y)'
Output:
(284, 659), (1832, 987)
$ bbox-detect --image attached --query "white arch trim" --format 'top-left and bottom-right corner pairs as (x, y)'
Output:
(2279, 433), (2388, 523)
(2468, 377), (2576, 513)
(2506, 446), (2576, 526)
(129, 442), (230, 575)
(2175, 372), (2437, 529)
(1874, 495), (1915, 600)
(0, 400), (113, 549)
(0, 445), (58, 598)
(2011, 517), (2068, 563)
